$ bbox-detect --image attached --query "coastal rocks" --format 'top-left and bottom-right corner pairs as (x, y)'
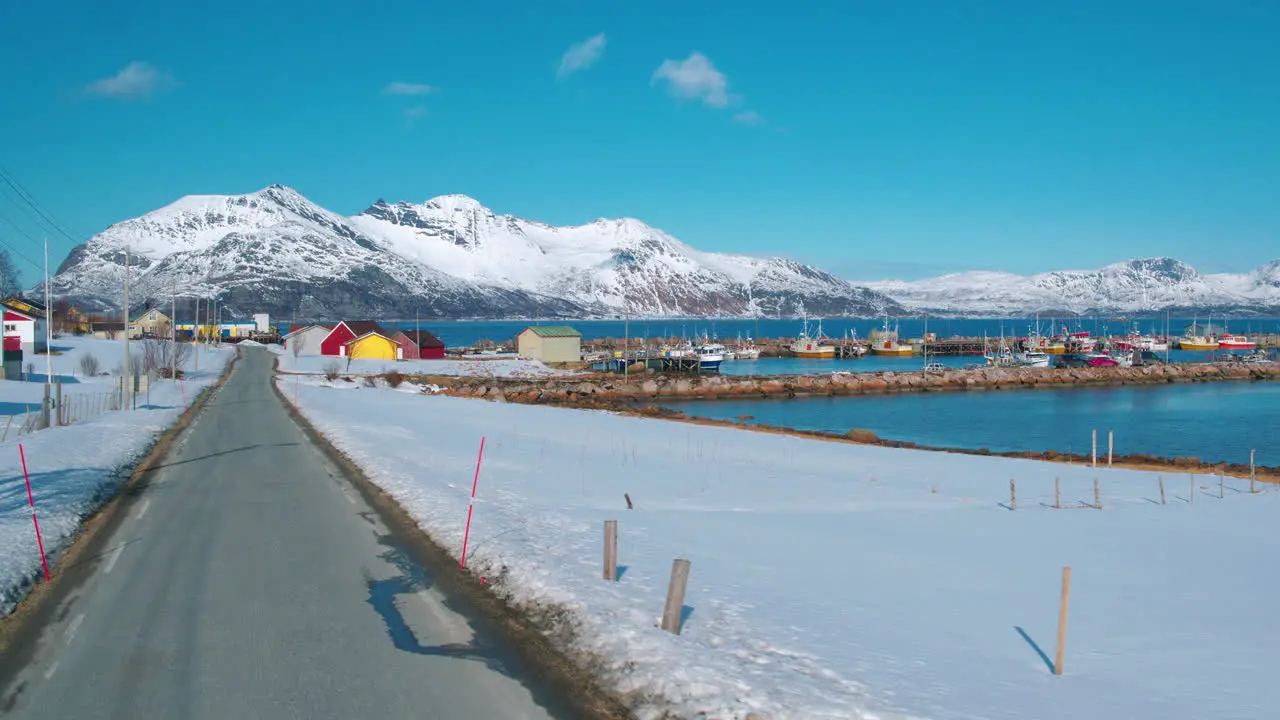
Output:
(425, 361), (1280, 408)
(846, 428), (880, 443)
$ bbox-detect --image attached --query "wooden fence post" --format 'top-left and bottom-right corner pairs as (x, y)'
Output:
(1107, 430), (1113, 467)
(1091, 429), (1097, 468)
(1055, 566), (1072, 676)
(1010, 479), (1017, 511)
(1250, 450), (1257, 494)
(55, 381), (63, 426)
(603, 520), (618, 581)
(1219, 473), (1224, 499)
(1093, 478), (1101, 509)
(1054, 476), (1061, 509)
(1190, 474), (1195, 504)
(1159, 476), (1166, 505)
(660, 558), (691, 635)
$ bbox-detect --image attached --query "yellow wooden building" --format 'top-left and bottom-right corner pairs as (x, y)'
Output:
(344, 332), (400, 361)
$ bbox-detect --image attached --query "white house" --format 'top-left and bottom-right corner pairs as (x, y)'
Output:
(282, 324), (330, 355)
(253, 313), (271, 333)
(3, 300), (48, 355)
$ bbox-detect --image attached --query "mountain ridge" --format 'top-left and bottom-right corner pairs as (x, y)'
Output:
(47, 185), (901, 320)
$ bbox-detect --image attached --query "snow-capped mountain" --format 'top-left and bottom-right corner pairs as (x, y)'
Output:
(860, 257), (1280, 316)
(49, 186), (900, 319)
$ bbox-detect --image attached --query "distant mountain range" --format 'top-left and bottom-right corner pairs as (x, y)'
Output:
(48, 185), (899, 320)
(45, 185), (1280, 319)
(859, 257), (1280, 317)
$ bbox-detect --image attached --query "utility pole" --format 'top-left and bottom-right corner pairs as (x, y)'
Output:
(171, 278), (177, 381)
(624, 313), (629, 381)
(193, 296), (200, 371)
(122, 246), (131, 411)
(43, 238), (52, 385)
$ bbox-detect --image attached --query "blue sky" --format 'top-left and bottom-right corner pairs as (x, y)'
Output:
(1, 1), (1278, 285)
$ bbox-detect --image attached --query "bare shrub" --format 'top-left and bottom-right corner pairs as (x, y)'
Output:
(384, 370), (404, 388)
(291, 335), (307, 359)
(140, 338), (192, 378)
(322, 360), (341, 382)
(362, 375), (378, 388)
(79, 352), (101, 377)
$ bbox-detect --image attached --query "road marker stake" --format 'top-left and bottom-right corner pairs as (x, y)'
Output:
(460, 436), (486, 570)
(19, 444), (50, 581)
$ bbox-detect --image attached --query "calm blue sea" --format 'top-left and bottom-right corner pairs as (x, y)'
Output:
(380, 317), (1280, 349)
(665, 381), (1280, 466)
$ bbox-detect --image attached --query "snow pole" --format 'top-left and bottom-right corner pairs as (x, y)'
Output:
(19, 444), (51, 581)
(459, 436), (486, 570)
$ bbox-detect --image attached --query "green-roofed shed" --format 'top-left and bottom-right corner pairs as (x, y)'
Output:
(517, 325), (582, 363)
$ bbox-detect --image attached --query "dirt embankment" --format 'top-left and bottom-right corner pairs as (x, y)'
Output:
(426, 361), (1280, 406)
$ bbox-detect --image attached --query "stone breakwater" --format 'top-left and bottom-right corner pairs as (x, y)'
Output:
(431, 361), (1280, 405)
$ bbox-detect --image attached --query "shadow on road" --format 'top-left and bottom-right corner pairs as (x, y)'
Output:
(363, 539), (520, 681)
(150, 442), (300, 470)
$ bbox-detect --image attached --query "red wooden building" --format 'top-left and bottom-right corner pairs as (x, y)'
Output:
(319, 321), (388, 356)
(393, 329), (446, 360)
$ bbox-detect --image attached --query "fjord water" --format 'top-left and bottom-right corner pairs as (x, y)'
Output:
(666, 381), (1280, 466)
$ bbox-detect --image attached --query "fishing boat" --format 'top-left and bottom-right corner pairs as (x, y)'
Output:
(693, 341), (725, 371)
(1177, 334), (1219, 351)
(736, 339), (761, 360)
(789, 317), (836, 358)
(870, 317), (913, 356)
(1217, 334), (1256, 350)
(1015, 349), (1051, 368)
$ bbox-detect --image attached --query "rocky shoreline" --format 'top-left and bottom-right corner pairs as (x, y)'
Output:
(432, 361), (1280, 405)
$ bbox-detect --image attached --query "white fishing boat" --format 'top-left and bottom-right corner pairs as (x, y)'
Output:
(789, 316), (836, 358)
(693, 341), (725, 370)
(1015, 350), (1051, 368)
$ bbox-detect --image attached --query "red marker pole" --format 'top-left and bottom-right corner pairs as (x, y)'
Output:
(19, 444), (51, 581)
(460, 436), (486, 570)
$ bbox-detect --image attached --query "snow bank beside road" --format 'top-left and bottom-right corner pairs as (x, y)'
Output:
(285, 375), (1280, 720)
(0, 339), (235, 616)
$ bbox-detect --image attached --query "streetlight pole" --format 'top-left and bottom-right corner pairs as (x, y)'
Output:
(122, 246), (130, 411)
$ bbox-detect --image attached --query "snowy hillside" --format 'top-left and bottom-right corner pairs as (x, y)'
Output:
(350, 196), (899, 317)
(48, 186), (900, 320)
(861, 257), (1280, 316)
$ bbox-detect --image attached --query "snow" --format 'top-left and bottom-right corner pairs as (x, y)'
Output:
(0, 337), (235, 616)
(272, 348), (578, 378)
(284, 376), (1280, 720)
(860, 257), (1280, 314)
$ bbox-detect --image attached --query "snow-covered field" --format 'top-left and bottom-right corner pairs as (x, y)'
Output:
(272, 346), (577, 378)
(0, 337), (235, 616)
(285, 374), (1278, 720)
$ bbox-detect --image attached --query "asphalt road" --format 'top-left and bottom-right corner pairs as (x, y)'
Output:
(0, 348), (560, 719)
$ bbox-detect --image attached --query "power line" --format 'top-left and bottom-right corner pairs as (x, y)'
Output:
(0, 206), (50, 273)
(0, 167), (83, 246)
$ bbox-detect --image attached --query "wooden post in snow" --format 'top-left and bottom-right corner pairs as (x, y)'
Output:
(1091, 429), (1097, 468)
(1093, 478), (1101, 509)
(661, 558), (691, 635)
(1054, 476), (1061, 509)
(1159, 476), (1166, 505)
(1250, 450), (1257, 494)
(1190, 474), (1195, 503)
(1010, 479), (1017, 511)
(1219, 473), (1224, 499)
(603, 520), (618, 581)
(1055, 566), (1072, 676)
(1107, 430), (1113, 467)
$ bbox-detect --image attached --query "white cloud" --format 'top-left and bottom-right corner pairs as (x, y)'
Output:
(403, 106), (428, 118)
(557, 33), (607, 79)
(733, 110), (764, 126)
(85, 61), (177, 99)
(384, 82), (437, 96)
(651, 52), (736, 108)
